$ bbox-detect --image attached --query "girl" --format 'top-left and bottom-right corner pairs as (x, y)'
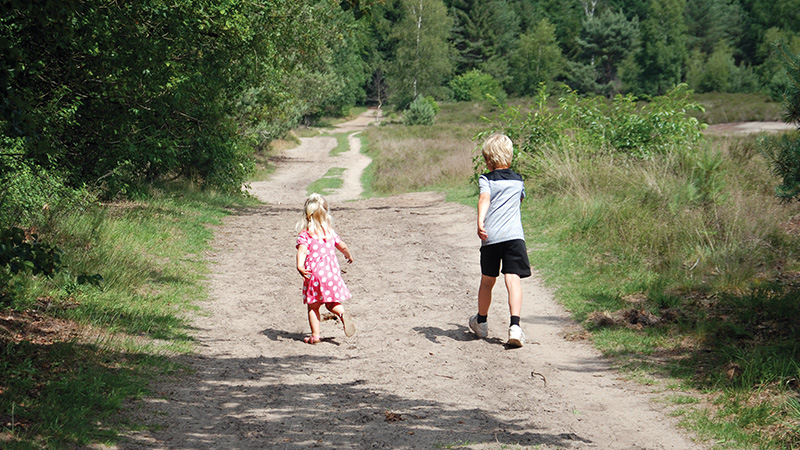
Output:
(296, 193), (355, 344)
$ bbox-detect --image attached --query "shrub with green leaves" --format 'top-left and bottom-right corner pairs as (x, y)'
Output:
(761, 132), (800, 201)
(761, 44), (800, 202)
(0, 227), (63, 306)
(476, 83), (706, 172)
(475, 83), (565, 156)
(449, 70), (507, 104)
(0, 136), (95, 227)
(403, 97), (438, 126)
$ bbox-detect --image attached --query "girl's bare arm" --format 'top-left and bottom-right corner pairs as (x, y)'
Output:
(296, 245), (310, 278)
(335, 241), (353, 264)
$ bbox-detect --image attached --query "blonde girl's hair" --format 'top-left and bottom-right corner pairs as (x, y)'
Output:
(296, 193), (334, 238)
(482, 133), (514, 169)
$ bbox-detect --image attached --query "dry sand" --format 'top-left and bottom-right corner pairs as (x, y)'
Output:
(120, 110), (708, 449)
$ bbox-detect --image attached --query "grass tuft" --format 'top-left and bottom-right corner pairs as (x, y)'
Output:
(306, 168), (346, 196)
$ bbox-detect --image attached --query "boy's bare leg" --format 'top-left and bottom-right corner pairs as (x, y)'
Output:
(478, 275), (496, 315)
(504, 273), (522, 317)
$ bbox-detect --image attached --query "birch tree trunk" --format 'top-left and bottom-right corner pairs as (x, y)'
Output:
(410, 0), (423, 100)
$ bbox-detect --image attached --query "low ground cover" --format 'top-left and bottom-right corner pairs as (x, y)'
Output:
(1, 184), (253, 448)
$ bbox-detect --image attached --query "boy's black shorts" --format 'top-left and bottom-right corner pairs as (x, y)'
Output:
(480, 239), (531, 278)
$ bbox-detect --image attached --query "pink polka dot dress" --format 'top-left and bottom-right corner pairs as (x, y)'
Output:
(297, 230), (351, 305)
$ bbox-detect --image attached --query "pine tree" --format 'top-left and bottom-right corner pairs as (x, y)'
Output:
(635, 0), (689, 95)
(685, 0), (744, 55)
(761, 45), (800, 201)
(574, 9), (640, 95)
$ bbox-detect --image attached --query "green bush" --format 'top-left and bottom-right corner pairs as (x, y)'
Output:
(475, 83), (706, 173)
(449, 70), (507, 104)
(403, 97), (437, 126)
(0, 227), (63, 307)
(761, 44), (800, 201)
(760, 132), (800, 201)
(0, 136), (95, 227)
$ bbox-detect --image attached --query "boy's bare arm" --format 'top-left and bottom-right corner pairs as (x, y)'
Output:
(477, 192), (491, 240)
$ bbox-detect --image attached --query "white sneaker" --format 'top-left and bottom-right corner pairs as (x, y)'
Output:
(508, 325), (525, 347)
(468, 314), (488, 338)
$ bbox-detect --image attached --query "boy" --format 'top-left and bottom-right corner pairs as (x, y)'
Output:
(469, 133), (531, 347)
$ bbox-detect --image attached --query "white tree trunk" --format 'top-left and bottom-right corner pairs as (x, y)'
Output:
(410, 0), (423, 100)
(582, 0), (597, 19)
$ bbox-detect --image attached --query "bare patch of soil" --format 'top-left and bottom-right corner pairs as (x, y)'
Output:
(120, 110), (707, 449)
(704, 121), (796, 136)
(0, 306), (83, 345)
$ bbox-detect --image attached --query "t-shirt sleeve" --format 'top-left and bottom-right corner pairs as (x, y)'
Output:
(296, 232), (309, 249)
(478, 175), (490, 195)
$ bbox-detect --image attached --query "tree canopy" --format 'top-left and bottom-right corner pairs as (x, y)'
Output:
(1, 0), (799, 202)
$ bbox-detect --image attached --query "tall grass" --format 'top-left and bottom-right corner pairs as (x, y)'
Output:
(362, 101), (493, 195)
(1, 183), (253, 448)
(691, 92), (784, 124)
(362, 97), (800, 448)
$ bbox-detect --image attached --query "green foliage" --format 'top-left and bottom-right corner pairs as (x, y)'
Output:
(477, 83), (706, 166)
(388, 0), (453, 105)
(706, 41), (736, 92)
(449, 70), (506, 103)
(778, 44), (800, 124)
(403, 97), (438, 125)
(0, 227), (62, 306)
(448, 0), (520, 84)
(687, 41), (761, 94)
(475, 83), (563, 155)
(571, 10), (640, 96)
(758, 29), (800, 101)
(634, 0), (689, 95)
(685, 0), (745, 55)
(0, 1), (360, 197)
(0, 185), (249, 447)
(760, 133), (800, 201)
(0, 136), (93, 227)
(508, 19), (565, 97)
(760, 44), (800, 201)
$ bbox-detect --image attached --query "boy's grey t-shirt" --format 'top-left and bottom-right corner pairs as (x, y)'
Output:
(478, 168), (526, 246)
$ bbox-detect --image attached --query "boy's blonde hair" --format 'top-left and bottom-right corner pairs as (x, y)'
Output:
(482, 134), (514, 170)
(297, 193), (334, 237)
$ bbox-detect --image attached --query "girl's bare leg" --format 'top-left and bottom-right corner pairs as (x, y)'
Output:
(326, 302), (355, 337)
(325, 302), (345, 316)
(307, 303), (322, 337)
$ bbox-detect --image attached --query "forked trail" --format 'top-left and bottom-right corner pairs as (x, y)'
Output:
(121, 110), (706, 449)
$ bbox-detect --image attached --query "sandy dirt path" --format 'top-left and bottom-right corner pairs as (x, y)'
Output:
(121, 110), (707, 449)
